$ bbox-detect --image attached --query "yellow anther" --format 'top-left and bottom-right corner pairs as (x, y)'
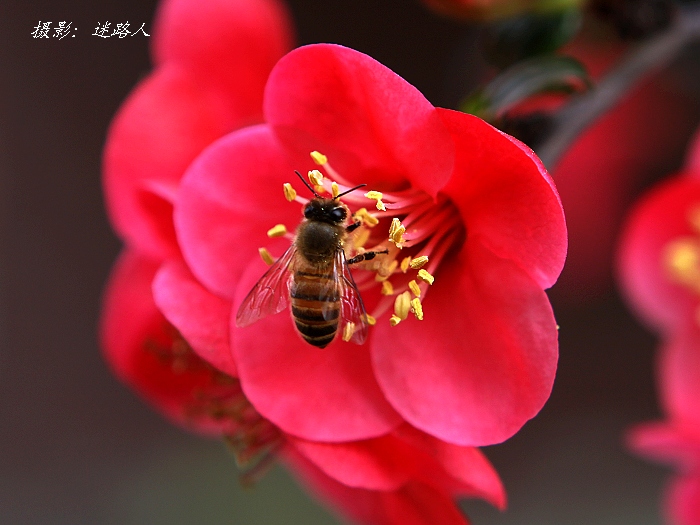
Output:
(283, 183), (297, 202)
(408, 280), (421, 297)
(332, 181), (340, 198)
(389, 315), (402, 327)
(267, 224), (288, 238)
(394, 291), (411, 320)
(354, 208), (379, 227)
(389, 219), (406, 247)
(400, 257), (411, 273)
(342, 322), (356, 342)
(381, 281), (394, 295)
(417, 269), (434, 285)
(258, 247), (275, 266)
(410, 256), (429, 270)
(664, 238), (700, 291)
(364, 314), (377, 326)
(389, 218), (400, 237)
(410, 297), (424, 321)
(308, 169), (324, 186)
(310, 151), (327, 165)
(314, 185), (326, 195)
(365, 190), (386, 212)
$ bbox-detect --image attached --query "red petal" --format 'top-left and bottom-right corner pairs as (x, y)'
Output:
(372, 238), (558, 446)
(175, 125), (304, 298)
(100, 250), (231, 434)
(617, 176), (700, 333)
(231, 259), (403, 442)
(283, 447), (471, 525)
(667, 475), (700, 525)
(628, 422), (700, 470)
(264, 44), (454, 196)
(152, 259), (237, 377)
(104, 66), (239, 258)
(438, 108), (566, 289)
(153, 0), (293, 112)
(396, 426), (506, 509)
(659, 325), (700, 427)
(382, 483), (472, 525)
(291, 427), (505, 510)
(289, 435), (412, 491)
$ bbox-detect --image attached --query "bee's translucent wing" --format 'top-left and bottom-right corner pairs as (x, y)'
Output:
(331, 250), (369, 345)
(235, 245), (296, 327)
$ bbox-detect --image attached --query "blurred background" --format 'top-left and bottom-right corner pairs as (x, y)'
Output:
(2, 0), (700, 523)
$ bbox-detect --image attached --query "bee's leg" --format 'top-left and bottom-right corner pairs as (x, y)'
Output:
(346, 221), (362, 233)
(346, 249), (389, 265)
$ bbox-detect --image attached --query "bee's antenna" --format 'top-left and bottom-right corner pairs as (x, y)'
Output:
(335, 183), (367, 199)
(295, 170), (322, 198)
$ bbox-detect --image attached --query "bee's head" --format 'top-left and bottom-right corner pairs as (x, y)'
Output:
(304, 198), (347, 224)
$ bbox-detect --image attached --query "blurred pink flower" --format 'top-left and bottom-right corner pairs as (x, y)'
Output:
(619, 128), (700, 524)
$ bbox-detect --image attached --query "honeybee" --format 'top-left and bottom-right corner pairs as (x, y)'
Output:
(235, 172), (387, 348)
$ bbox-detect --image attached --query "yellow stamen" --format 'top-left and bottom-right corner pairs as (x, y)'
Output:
(408, 280), (421, 297)
(342, 322), (355, 342)
(310, 151), (327, 165)
(663, 238), (700, 292)
(391, 227), (406, 248)
(394, 291), (411, 320)
(381, 281), (394, 295)
(365, 190), (386, 212)
(354, 208), (379, 227)
(364, 314), (377, 326)
(417, 269), (434, 285)
(389, 315), (402, 327)
(308, 169), (324, 187)
(400, 257), (411, 273)
(283, 183), (297, 202)
(331, 182), (340, 198)
(267, 224), (287, 238)
(258, 247), (274, 266)
(410, 256), (429, 270)
(410, 297), (424, 321)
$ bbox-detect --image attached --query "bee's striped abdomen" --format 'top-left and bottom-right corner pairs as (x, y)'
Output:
(290, 270), (340, 348)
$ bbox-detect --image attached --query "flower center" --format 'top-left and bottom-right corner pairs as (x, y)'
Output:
(145, 325), (282, 483)
(662, 206), (700, 323)
(263, 151), (465, 330)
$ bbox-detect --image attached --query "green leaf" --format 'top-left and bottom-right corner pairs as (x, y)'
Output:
(484, 7), (583, 68)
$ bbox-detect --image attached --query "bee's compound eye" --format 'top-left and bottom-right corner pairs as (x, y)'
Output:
(330, 207), (346, 222)
(304, 203), (315, 218)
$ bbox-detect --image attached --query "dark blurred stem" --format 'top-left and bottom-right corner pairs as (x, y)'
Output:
(537, 2), (700, 170)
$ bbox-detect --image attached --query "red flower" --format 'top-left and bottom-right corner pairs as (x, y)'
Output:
(100, 2), (508, 523)
(170, 43), (566, 448)
(618, 129), (700, 525)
